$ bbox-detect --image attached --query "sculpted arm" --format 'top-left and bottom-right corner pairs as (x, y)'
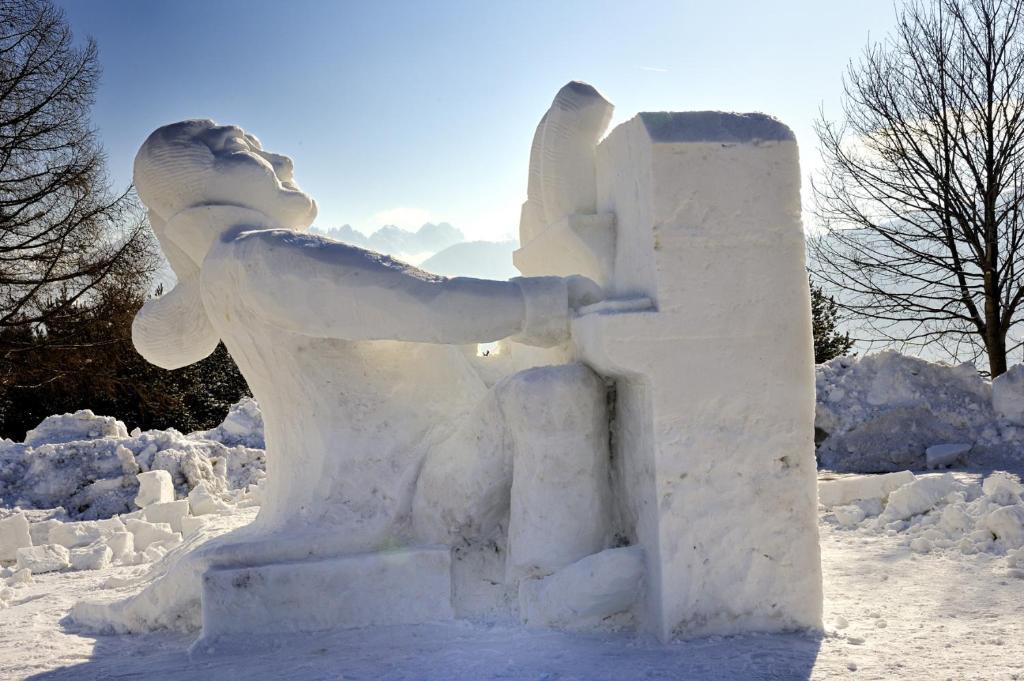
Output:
(132, 223), (220, 369)
(204, 230), (583, 346)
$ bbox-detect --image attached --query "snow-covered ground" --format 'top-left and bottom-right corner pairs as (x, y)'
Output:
(1, 466), (1021, 681)
(2, 353), (1023, 680)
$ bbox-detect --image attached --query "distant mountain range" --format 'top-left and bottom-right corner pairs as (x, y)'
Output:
(313, 223), (465, 264)
(420, 240), (519, 280)
(312, 223), (520, 280)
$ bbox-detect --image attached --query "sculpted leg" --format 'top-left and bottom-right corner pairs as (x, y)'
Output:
(498, 363), (612, 581)
(413, 390), (514, 545)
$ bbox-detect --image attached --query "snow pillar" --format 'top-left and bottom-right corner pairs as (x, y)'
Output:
(573, 112), (823, 639)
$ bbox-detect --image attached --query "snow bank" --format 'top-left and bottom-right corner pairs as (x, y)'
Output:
(0, 400), (265, 520)
(815, 351), (1020, 472)
(823, 469), (1024, 566)
(0, 400), (264, 588)
(23, 410), (129, 447)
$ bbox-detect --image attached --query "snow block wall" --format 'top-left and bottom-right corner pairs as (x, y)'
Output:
(529, 97), (824, 638)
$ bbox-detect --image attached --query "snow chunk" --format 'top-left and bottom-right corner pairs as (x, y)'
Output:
(142, 500), (189, 533)
(116, 444), (140, 477)
(179, 515), (208, 538)
(135, 470), (173, 508)
(16, 544), (69, 573)
(124, 518), (180, 551)
(106, 532), (134, 564)
(881, 474), (963, 522)
(832, 505), (867, 528)
(195, 397), (264, 448)
(48, 517), (125, 549)
(982, 472), (1023, 506)
(70, 543), (113, 571)
(187, 482), (230, 516)
(939, 503), (973, 535)
(0, 513), (31, 561)
(985, 506), (1024, 549)
(992, 364), (1024, 426)
(518, 547), (645, 629)
(818, 471), (916, 508)
(28, 519), (61, 546)
(925, 444), (970, 469)
(24, 410), (128, 447)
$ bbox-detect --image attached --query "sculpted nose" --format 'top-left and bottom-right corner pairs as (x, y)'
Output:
(261, 152), (295, 182)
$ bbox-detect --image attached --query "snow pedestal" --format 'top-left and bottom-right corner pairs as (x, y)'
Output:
(197, 547), (453, 645)
(569, 112), (823, 640)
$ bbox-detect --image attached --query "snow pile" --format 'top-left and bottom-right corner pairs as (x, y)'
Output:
(193, 397), (264, 449)
(23, 410), (129, 447)
(0, 478), (257, 591)
(815, 351), (1015, 472)
(0, 400), (267, 617)
(0, 401), (265, 520)
(821, 470), (1024, 571)
(68, 507), (258, 633)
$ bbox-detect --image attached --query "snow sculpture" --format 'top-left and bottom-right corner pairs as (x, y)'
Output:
(128, 120), (609, 641)
(111, 79), (821, 644)
(519, 83), (823, 639)
(515, 82), (616, 287)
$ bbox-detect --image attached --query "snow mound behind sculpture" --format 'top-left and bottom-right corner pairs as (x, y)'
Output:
(0, 400), (265, 520)
(815, 351), (1024, 472)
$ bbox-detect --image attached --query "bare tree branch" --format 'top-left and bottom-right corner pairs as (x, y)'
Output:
(812, 0), (1024, 376)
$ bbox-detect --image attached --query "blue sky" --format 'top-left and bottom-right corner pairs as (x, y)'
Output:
(59, 0), (898, 240)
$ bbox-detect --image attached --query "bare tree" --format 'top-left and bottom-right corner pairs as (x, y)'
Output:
(812, 0), (1024, 376)
(0, 0), (152, 331)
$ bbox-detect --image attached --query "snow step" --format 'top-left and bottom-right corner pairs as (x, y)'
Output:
(197, 546), (453, 645)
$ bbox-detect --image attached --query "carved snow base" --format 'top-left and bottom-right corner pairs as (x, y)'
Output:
(197, 547), (454, 644)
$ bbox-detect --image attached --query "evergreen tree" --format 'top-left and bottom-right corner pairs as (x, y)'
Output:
(0, 278), (250, 441)
(811, 276), (854, 364)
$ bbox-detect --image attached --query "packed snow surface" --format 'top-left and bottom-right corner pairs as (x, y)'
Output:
(1, 466), (1022, 680)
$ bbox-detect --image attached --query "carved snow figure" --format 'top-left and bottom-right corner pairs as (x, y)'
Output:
(75, 80), (822, 643)
(114, 119), (614, 639)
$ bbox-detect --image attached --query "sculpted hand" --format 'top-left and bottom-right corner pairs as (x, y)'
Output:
(566, 275), (604, 312)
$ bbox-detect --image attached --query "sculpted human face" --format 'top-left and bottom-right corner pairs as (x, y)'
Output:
(134, 120), (317, 266)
